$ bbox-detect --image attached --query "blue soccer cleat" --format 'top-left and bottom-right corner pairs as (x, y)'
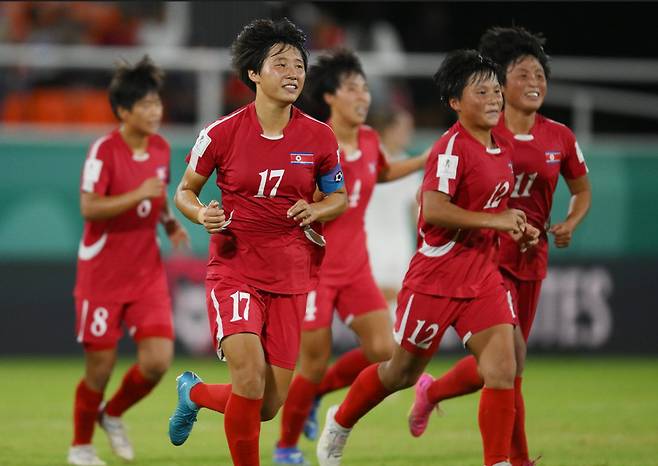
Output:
(168, 371), (202, 446)
(273, 445), (310, 465)
(303, 397), (321, 440)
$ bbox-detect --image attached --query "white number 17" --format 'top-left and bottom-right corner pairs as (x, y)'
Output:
(255, 169), (285, 198)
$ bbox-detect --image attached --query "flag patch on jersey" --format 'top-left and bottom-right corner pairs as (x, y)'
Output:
(545, 151), (562, 164)
(290, 152), (314, 165)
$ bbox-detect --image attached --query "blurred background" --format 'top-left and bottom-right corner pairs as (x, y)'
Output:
(1, 1), (657, 357)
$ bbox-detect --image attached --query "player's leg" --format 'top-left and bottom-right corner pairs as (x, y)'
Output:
(275, 286), (335, 459)
(275, 327), (332, 460)
(509, 279), (542, 466)
(317, 289), (443, 466)
(462, 285), (517, 466)
(69, 297), (123, 466)
(317, 274), (393, 398)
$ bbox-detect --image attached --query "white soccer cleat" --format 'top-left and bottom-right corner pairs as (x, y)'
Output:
(67, 445), (106, 466)
(491, 462), (512, 466)
(316, 405), (351, 466)
(98, 410), (135, 461)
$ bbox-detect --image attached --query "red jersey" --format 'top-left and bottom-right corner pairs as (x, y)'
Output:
(320, 125), (388, 286)
(74, 130), (170, 301)
(187, 103), (341, 294)
(495, 114), (589, 280)
(403, 122), (514, 298)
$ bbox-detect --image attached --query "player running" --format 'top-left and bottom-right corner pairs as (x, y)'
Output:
(69, 56), (189, 466)
(273, 48), (427, 465)
(316, 49), (540, 466)
(168, 18), (347, 466)
(410, 27), (591, 466)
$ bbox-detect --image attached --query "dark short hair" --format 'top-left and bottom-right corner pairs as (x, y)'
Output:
(231, 17), (308, 93)
(479, 26), (551, 83)
(108, 55), (164, 119)
(433, 49), (502, 107)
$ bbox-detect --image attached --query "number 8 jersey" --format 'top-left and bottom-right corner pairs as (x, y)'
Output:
(403, 121), (515, 298)
(187, 103), (342, 294)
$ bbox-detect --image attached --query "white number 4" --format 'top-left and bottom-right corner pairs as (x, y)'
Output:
(255, 169), (285, 198)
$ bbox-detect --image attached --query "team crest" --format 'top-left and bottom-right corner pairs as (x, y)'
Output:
(290, 152), (314, 165)
(156, 166), (168, 181)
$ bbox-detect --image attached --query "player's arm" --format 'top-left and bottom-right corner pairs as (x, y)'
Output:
(377, 146), (430, 183)
(174, 166), (227, 234)
(549, 174), (592, 248)
(160, 197), (190, 249)
(422, 190), (526, 234)
(288, 186), (347, 226)
(80, 177), (164, 221)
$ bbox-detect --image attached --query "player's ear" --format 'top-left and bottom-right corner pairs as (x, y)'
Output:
(323, 92), (335, 107)
(248, 69), (260, 85)
(117, 105), (130, 121)
(448, 97), (460, 113)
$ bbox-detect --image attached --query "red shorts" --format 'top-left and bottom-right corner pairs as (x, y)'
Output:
(206, 276), (306, 370)
(393, 284), (516, 357)
(74, 289), (174, 351)
(302, 272), (388, 331)
(502, 271), (543, 342)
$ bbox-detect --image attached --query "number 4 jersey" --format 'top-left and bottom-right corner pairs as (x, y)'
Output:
(187, 103), (342, 295)
(494, 114), (589, 280)
(74, 130), (170, 302)
(403, 121), (515, 298)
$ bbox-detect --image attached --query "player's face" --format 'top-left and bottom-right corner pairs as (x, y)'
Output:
(504, 55), (547, 113)
(326, 72), (371, 126)
(252, 44), (306, 105)
(120, 92), (163, 135)
(451, 73), (503, 130)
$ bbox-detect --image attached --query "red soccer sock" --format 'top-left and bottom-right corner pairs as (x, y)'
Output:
(72, 380), (104, 445)
(510, 377), (529, 466)
(334, 364), (392, 429)
(190, 383), (232, 413)
(104, 364), (157, 417)
(277, 375), (320, 448)
(427, 355), (484, 404)
(479, 387), (515, 466)
(224, 393), (263, 466)
(317, 348), (371, 397)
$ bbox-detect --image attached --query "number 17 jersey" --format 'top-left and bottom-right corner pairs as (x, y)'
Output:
(187, 103), (341, 295)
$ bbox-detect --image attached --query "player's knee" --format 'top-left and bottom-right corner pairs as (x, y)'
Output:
(363, 339), (394, 362)
(232, 371), (266, 399)
(480, 358), (516, 389)
(380, 361), (420, 391)
(139, 358), (170, 381)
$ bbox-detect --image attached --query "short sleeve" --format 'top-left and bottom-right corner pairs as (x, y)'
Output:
(185, 125), (220, 177)
(422, 138), (463, 197)
(560, 130), (589, 179)
(376, 143), (390, 174)
(80, 137), (112, 195)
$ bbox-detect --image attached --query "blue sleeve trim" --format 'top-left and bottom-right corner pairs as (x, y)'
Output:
(317, 163), (344, 193)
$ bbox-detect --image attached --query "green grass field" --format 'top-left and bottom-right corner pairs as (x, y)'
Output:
(1, 355), (657, 466)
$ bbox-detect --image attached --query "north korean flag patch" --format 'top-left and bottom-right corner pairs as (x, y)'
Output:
(545, 151), (562, 164)
(290, 152), (314, 165)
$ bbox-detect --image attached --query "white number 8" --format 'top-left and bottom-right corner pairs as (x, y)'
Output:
(90, 307), (109, 337)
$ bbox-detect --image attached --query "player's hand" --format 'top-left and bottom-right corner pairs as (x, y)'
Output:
(549, 220), (575, 248)
(494, 208), (527, 234)
(166, 220), (191, 250)
(136, 177), (166, 200)
(287, 199), (320, 227)
(513, 223), (540, 252)
(197, 200), (227, 234)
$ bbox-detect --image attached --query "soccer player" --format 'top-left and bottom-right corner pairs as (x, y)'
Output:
(69, 56), (189, 466)
(167, 19), (348, 466)
(316, 49), (540, 466)
(409, 27), (591, 466)
(273, 49), (428, 464)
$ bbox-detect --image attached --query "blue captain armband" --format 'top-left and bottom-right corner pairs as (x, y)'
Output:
(317, 163), (344, 193)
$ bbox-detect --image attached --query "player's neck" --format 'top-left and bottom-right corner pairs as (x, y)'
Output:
(254, 95), (292, 138)
(329, 117), (359, 151)
(119, 125), (149, 152)
(504, 107), (537, 135)
(460, 121), (495, 149)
